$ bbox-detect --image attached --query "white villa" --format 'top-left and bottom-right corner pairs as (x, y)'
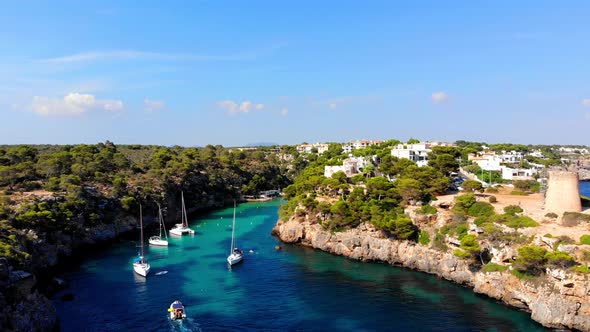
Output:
(501, 167), (538, 181)
(324, 157), (371, 178)
(390, 142), (433, 167)
(468, 153), (502, 171)
(342, 139), (383, 154)
(297, 143), (329, 154)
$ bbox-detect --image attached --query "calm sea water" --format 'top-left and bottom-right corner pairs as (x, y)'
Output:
(53, 200), (546, 332)
(581, 181), (590, 197)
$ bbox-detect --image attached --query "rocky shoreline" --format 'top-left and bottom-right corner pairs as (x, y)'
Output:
(272, 218), (590, 331)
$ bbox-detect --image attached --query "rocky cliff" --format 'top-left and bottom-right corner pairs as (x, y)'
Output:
(272, 218), (590, 331)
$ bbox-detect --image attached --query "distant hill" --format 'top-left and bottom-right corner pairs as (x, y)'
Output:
(245, 142), (279, 147)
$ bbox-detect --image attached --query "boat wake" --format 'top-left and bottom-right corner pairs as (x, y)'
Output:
(168, 317), (201, 332)
(155, 271), (169, 276)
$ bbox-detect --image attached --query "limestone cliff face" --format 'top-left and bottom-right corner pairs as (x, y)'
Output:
(272, 218), (590, 331)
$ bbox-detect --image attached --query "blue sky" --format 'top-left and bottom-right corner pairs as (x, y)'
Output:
(1, 1), (589, 146)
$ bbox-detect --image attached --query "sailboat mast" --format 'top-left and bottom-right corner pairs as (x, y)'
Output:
(140, 203), (145, 263)
(181, 191), (187, 227)
(157, 203), (162, 238)
(230, 200), (236, 253)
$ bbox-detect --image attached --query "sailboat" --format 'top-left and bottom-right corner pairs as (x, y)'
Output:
(170, 191), (195, 236)
(133, 204), (151, 277)
(149, 203), (168, 246)
(227, 201), (243, 266)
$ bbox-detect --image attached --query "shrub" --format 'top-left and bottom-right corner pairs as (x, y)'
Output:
(486, 187), (499, 194)
(453, 249), (471, 259)
(506, 216), (538, 229)
(544, 233), (553, 238)
(474, 216), (489, 226)
(417, 204), (437, 215)
(460, 234), (481, 254)
(418, 230), (431, 245)
(503, 205), (523, 216)
(462, 180), (483, 192)
(580, 235), (590, 245)
(391, 215), (418, 240)
(510, 190), (528, 196)
(573, 265), (590, 274)
(514, 245), (548, 275)
(513, 180), (539, 192)
(452, 194), (476, 214)
(545, 212), (558, 219)
(582, 250), (590, 262)
(482, 263), (508, 273)
(120, 196), (136, 210)
(488, 195), (497, 203)
(546, 251), (576, 269)
(511, 269), (535, 280)
(468, 202), (495, 218)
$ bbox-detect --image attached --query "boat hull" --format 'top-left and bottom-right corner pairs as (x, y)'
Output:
(149, 237), (168, 246)
(170, 226), (194, 236)
(227, 253), (243, 266)
(133, 262), (151, 277)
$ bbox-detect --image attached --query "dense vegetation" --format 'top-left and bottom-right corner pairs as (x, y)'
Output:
(0, 142), (295, 268)
(279, 140), (461, 240)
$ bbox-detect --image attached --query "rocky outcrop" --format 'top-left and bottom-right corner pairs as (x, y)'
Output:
(272, 218), (590, 331)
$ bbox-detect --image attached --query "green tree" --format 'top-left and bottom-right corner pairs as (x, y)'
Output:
(395, 178), (422, 205)
(462, 179), (483, 192)
(429, 153), (459, 176)
(514, 245), (548, 275)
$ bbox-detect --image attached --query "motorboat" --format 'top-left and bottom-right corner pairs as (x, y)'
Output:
(169, 300), (187, 320)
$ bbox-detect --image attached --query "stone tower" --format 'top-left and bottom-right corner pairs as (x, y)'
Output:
(544, 171), (581, 214)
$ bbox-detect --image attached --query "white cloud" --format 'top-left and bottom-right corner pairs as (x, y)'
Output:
(281, 108), (289, 116)
(31, 92), (124, 116)
(239, 101), (253, 113)
(582, 99), (590, 107)
(328, 103), (337, 109)
(144, 99), (165, 112)
(37, 44), (287, 64)
(218, 99), (264, 114)
(431, 91), (449, 104)
(217, 100), (239, 113)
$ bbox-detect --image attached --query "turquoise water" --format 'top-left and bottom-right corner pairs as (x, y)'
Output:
(54, 200), (546, 331)
(581, 181), (590, 197)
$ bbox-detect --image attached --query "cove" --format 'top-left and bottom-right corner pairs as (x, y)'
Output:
(53, 200), (546, 331)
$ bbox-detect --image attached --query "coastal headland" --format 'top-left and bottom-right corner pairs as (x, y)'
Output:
(273, 207), (590, 331)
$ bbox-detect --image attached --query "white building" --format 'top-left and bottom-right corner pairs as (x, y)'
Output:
(324, 159), (359, 178)
(499, 150), (524, 163)
(297, 143), (329, 154)
(501, 167), (538, 181)
(391, 143), (432, 167)
(342, 139), (382, 154)
(468, 153), (502, 171)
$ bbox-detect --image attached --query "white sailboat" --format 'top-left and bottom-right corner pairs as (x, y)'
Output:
(227, 201), (243, 266)
(133, 204), (151, 277)
(169, 191), (195, 236)
(149, 203), (168, 246)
